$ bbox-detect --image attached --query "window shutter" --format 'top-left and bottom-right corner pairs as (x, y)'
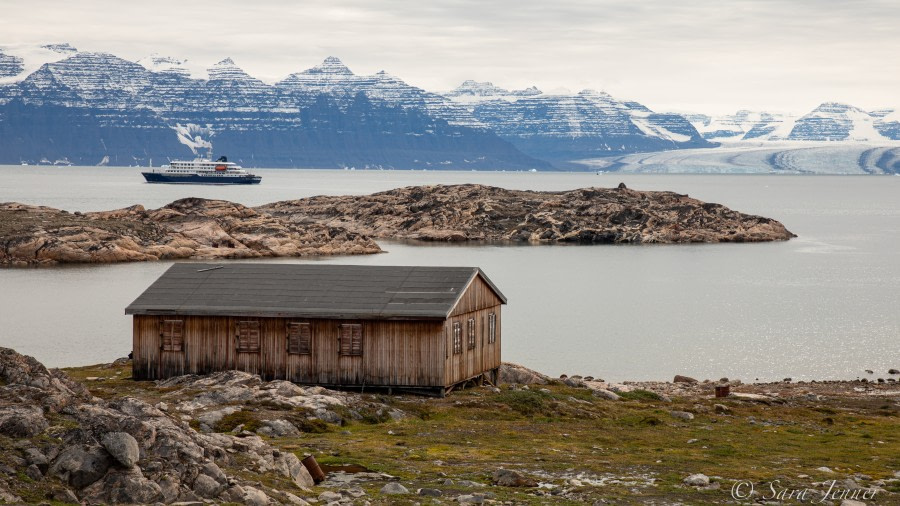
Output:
(488, 313), (496, 344)
(237, 321), (260, 352)
(351, 325), (363, 356)
(161, 319), (183, 351)
(288, 323), (311, 355)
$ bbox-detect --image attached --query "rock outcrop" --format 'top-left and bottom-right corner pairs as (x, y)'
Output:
(260, 183), (795, 244)
(0, 347), (315, 504)
(0, 197), (380, 266)
(1, 183), (794, 265)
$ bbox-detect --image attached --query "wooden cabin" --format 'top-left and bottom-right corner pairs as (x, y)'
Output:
(125, 263), (506, 395)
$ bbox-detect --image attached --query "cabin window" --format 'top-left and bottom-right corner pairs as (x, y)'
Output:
(467, 318), (476, 350)
(287, 322), (311, 355)
(488, 313), (497, 344)
(339, 324), (363, 356)
(237, 320), (261, 353)
(452, 322), (462, 355)
(161, 319), (183, 351)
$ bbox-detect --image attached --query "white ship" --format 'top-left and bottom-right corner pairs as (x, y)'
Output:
(142, 156), (261, 185)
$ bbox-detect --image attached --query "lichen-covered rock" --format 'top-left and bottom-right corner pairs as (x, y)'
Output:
(492, 468), (537, 487)
(49, 445), (112, 489)
(260, 184), (795, 244)
(0, 405), (48, 437)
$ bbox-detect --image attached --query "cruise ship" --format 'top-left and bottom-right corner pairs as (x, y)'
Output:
(142, 156), (261, 185)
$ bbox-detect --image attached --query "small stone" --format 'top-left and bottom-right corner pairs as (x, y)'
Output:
(458, 494), (484, 504)
(318, 491), (342, 502)
(674, 375), (698, 384)
(687, 439), (699, 444)
(192, 473), (224, 499)
(242, 486), (271, 506)
(841, 500), (867, 506)
(343, 487), (366, 498)
(713, 404), (731, 414)
(155, 402), (168, 411)
(25, 464), (42, 481)
(380, 482), (409, 494)
(719, 377), (729, 383)
(817, 466), (835, 473)
(683, 473), (710, 486)
(889, 369), (899, 375)
(670, 410), (695, 421)
(568, 478), (583, 486)
(492, 469), (537, 487)
(418, 488), (443, 497)
(783, 377), (792, 382)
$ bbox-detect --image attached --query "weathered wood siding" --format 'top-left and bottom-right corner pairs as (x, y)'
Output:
(444, 275), (503, 385)
(132, 273), (504, 388)
(133, 315), (447, 387)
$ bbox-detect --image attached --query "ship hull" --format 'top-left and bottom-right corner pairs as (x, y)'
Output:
(142, 172), (261, 185)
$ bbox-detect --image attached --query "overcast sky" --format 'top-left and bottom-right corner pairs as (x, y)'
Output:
(3, 0), (897, 114)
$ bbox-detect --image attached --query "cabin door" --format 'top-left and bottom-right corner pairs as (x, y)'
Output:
(234, 319), (262, 374)
(158, 319), (186, 379)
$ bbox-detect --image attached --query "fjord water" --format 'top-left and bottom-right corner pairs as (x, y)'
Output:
(1, 166), (898, 382)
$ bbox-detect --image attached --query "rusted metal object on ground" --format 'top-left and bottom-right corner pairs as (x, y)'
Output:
(302, 454), (326, 484)
(715, 385), (730, 398)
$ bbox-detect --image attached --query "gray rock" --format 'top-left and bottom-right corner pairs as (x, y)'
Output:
(81, 468), (162, 504)
(23, 447), (48, 471)
(457, 479), (487, 487)
(458, 494), (485, 504)
(196, 406), (241, 429)
(318, 491), (343, 502)
(592, 389), (621, 401)
(563, 376), (586, 388)
(192, 473), (225, 499)
(683, 473), (710, 486)
(889, 369), (899, 375)
(49, 445), (112, 488)
(25, 463), (42, 480)
(381, 482), (410, 494)
(275, 451), (315, 489)
(0, 405), (48, 437)
(670, 410), (695, 421)
(243, 485), (271, 506)
(200, 461), (227, 484)
(713, 404), (731, 414)
(419, 488), (443, 496)
(257, 419), (300, 437)
(498, 363), (549, 385)
(492, 469), (537, 487)
(101, 431), (140, 468)
(50, 488), (79, 504)
(343, 487), (366, 498)
(817, 466), (835, 473)
(674, 375), (698, 384)
(284, 491), (311, 505)
(840, 500), (867, 506)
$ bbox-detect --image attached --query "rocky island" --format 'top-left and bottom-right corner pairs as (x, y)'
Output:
(0, 347), (896, 504)
(0, 184), (795, 266)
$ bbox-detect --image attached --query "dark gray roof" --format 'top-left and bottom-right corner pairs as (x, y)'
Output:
(125, 263), (506, 320)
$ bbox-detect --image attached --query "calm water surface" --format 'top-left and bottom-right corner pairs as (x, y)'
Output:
(1, 166), (898, 381)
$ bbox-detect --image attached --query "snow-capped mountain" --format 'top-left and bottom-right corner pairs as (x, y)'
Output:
(446, 86), (713, 166)
(1, 42), (895, 170)
(687, 104), (900, 143)
(0, 45), (545, 169)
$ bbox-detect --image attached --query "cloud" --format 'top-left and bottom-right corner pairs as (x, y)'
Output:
(1, 0), (897, 114)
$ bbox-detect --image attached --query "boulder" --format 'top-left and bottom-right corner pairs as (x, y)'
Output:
(192, 473), (225, 499)
(674, 375), (698, 384)
(275, 451), (315, 489)
(419, 488), (443, 496)
(498, 363), (549, 385)
(49, 445), (112, 488)
(592, 389), (621, 401)
(80, 467), (162, 504)
(683, 473), (710, 486)
(257, 419), (300, 437)
(242, 485), (271, 506)
(713, 404), (731, 414)
(492, 469), (537, 487)
(670, 410), (695, 421)
(0, 405), (48, 437)
(101, 431), (140, 468)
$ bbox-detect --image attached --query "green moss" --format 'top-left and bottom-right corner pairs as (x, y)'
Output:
(495, 389), (551, 416)
(214, 410), (262, 433)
